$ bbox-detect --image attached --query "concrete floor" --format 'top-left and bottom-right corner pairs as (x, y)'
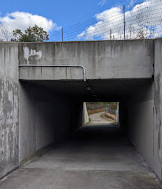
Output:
(0, 125), (162, 189)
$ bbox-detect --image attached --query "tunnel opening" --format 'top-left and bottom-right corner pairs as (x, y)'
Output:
(19, 78), (154, 176)
(83, 102), (119, 126)
(2, 40), (162, 187)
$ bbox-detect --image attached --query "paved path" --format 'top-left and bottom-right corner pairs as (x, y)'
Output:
(87, 112), (112, 125)
(0, 125), (161, 189)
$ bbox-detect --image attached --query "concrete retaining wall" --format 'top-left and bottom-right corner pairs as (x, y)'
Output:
(0, 44), (19, 178)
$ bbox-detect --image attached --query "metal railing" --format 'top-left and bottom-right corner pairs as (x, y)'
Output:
(19, 64), (86, 81)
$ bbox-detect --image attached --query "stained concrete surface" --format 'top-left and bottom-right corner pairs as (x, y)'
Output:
(0, 44), (19, 178)
(0, 125), (161, 189)
(19, 40), (153, 80)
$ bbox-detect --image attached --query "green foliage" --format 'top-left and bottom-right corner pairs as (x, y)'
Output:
(12, 25), (49, 42)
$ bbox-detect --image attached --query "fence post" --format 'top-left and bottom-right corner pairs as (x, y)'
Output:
(123, 5), (126, 40)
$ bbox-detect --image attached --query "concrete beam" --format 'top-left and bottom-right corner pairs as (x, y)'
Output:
(18, 40), (154, 80)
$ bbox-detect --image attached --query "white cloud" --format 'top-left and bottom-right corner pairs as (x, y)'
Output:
(98, 0), (107, 6)
(0, 12), (56, 41)
(127, 0), (135, 8)
(78, 0), (162, 40)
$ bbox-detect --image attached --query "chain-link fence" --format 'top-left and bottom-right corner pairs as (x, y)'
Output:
(51, 0), (162, 41)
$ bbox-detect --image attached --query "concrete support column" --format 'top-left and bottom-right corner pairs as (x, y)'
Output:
(0, 44), (19, 179)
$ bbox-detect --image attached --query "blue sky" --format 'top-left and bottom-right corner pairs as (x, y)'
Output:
(1, 0), (161, 41)
(0, 0), (141, 26)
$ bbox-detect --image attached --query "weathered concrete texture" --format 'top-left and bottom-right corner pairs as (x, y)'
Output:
(154, 38), (162, 179)
(19, 40), (153, 80)
(0, 44), (19, 178)
(0, 126), (161, 189)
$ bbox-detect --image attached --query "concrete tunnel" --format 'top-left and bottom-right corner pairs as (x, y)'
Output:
(19, 78), (154, 167)
(1, 39), (162, 183)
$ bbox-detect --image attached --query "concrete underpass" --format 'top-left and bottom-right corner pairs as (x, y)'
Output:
(1, 39), (162, 188)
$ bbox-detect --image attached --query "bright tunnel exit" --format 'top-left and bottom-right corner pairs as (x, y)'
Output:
(83, 102), (119, 126)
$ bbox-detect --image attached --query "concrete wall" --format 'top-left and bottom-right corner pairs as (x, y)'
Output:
(126, 80), (160, 176)
(19, 82), (82, 163)
(128, 97), (154, 169)
(154, 38), (162, 179)
(128, 100), (154, 168)
(0, 44), (19, 178)
(82, 103), (89, 125)
(19, 40), (153, 80)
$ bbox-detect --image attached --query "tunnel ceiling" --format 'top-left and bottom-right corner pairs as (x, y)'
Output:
(21, 79), (153, 102)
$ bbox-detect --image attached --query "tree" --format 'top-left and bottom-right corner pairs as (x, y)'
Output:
(136, 30), (147, 39)
(12, 25), (49, 42)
